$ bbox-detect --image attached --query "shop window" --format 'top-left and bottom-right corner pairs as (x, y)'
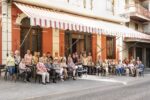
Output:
(106, 36), (116, 59)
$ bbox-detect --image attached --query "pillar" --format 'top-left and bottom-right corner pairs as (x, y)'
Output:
(92, 34), (97, 63)
(97, 34), (101, 57)
(101, 35), (106, 61)
(2, 0), (12, 64)
(52, 28), (60, 56)
(59, 30), (65, 57)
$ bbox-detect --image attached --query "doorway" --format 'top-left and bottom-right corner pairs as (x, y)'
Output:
(20, 17), (42, 57)
(136, 47), (143, 61)
(65, 31), (91, 56)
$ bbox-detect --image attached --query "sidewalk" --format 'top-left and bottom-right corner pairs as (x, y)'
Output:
(0, 74), (149, 100)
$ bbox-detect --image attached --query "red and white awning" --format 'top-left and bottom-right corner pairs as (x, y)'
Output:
(14, 2), (150, 40)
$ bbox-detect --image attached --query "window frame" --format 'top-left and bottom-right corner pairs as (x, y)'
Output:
(106, 36), (116, 59)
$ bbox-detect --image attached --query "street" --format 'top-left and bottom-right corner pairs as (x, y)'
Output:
(27, 75), (150, 100)
(0, 73), (150, 100)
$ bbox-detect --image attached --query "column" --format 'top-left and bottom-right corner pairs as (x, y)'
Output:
(116, 36), (123, 61)
(52, 28), (60, 56)
(143, 48), (146, 67)
(101, 35), (106, 61)
(92, 34), (97, 63)
(97, 34), (101, 57)
(2, 0), (12, 64)
(133, 47), (136, 59)
(59, 30), (65, 57)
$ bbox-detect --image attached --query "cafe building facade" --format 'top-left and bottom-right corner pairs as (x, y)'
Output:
(0, 0), (150, 64)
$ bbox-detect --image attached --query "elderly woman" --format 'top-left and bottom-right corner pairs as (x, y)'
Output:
(14, 50), (21, 74)
(60, 58), (68, 80)
(96, 55), (102, 75)
(19, 59), (31, 82)
(67, 54), (77, 80)
(36, 59), (49, 85)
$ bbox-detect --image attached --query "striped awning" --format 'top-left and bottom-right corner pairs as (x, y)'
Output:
(14, 2), (150, 40)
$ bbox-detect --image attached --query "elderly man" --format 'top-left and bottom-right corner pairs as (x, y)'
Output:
(36, 59), (49, 85)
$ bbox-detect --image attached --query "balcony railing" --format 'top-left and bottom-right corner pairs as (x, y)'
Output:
(126, 4), (150, 20)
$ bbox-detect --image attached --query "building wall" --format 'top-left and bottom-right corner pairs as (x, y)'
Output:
(42, 28), (53, 54)
(14, 0), (128, 23)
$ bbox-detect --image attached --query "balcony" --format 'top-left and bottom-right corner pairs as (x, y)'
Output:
(126, 4), (150, 22)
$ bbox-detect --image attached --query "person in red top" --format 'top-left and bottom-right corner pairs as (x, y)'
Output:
(36, 59), (49, 85)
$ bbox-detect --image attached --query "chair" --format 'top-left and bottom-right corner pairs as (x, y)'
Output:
(35, 73), (42, 83)
(77, 65), (87, 77)
(139, 68), (144, 77)
(0, 64), (6, 77)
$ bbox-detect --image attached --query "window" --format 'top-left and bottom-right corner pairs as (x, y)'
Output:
(106, 36), (116, 59)
(135, 23), (138, 31)
(83, 0), (86, 8)
(90, 0), (93, 10)
(126, 22), (129, 27)
(106, 0), (114, 11)
(125, 0), (129, 4)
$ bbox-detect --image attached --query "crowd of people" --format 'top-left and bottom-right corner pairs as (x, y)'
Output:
(5, 50), (145, 85)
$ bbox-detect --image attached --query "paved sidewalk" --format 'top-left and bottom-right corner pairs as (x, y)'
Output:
(0, 74), (149, 100)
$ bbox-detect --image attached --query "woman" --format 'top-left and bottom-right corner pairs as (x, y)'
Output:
(60, 58), (68, 80)
(19, 59), (31, 82)
(32, 52), (39, 66)
(24, 50), (33, 77)
(36, 59), (49, 85)
(87, 52), (94, 74)
(6, 52), (16, 81)
(82, 53), (88, 70)
(24, 50), (33, 66)
(96, 55), (102, 75)
(40, 53), (47, 64)
(14, 50), (21, 74)
(128, 61), (135, 76)
(67, 54), (77, 80)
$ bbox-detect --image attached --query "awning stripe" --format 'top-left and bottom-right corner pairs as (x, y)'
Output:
(14, 2), (150, 39)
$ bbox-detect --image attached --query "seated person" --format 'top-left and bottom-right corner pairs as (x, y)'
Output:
(115, 60), (124, 76)
(128, 61), (135, 76)
(36, 59), (49, 85)
(136, 61), (144, 76)
(67, 55), (78, 80)
(60, 58), (68, 80)
(101, 60), (109, 76)
(96, 55), (102, 75)
(19, 59), (31, 82)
